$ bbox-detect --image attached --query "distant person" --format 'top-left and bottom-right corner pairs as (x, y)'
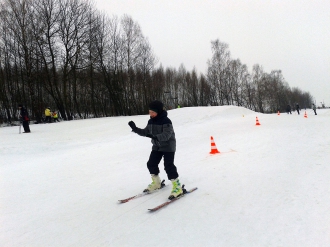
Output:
(296, 103), (300, 115)
(52, 111), (60, 122)
(286, 104), (292, 114)
(128, 100), (183, 200)
(18, 104), (31, 133)
(177, 104), (181, 108)
(45, 107), (52, 123)
(312, 104), (317, 115)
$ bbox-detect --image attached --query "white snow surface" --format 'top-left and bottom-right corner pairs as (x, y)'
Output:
(1, 106), (330, 247)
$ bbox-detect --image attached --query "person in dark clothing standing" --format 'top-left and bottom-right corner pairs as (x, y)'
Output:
(128, 100), (183, 200)
(296, 103), (300, 115)
(18, 104), (31, 133)
(286, 104), (292, 114)
(312, 104), (317, 115)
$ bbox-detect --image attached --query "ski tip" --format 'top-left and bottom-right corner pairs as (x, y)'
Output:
(118, 198), (132, 203)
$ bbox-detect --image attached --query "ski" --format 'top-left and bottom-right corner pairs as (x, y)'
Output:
(118, 180), (166, 203)
(148, 185), (198, 212)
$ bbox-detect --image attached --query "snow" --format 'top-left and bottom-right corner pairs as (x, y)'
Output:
(1, 106), (330, 247)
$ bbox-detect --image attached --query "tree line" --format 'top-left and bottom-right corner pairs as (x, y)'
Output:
(0, 0), (313, 124)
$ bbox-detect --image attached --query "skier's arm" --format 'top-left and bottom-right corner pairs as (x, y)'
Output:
(128, 121), (149, 136)
(133, 125), (149, 136)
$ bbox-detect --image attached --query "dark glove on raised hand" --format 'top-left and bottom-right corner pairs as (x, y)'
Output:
(128, 121), (137, 131)
(146, 133), (158, 140)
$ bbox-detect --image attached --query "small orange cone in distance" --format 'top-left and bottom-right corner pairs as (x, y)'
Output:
(255, 116), (261, 126)
(210, 136), (220, 154)
(304, 111), (308, 118)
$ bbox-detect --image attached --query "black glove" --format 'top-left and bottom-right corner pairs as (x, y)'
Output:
(128, 121), (137, 131)
(146, 133), (158, 140)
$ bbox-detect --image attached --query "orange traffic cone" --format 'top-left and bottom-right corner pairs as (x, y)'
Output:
(304, 111), (308, 118)
(209, 136), (220, 154)
(277, 111), (280, 115)
(255, 117), (261, 126)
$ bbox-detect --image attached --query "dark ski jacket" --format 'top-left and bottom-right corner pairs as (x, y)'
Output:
(133, 111), (176, 152)
(20, 107), (29, 121)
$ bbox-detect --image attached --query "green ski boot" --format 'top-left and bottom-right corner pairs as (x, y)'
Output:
(168, 178), (183, 200)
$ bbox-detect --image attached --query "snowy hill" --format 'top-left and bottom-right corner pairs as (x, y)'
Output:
(1, 106), (330, 246)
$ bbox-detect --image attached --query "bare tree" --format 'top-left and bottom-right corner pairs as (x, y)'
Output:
(207, 39), (231, 105)
(57, 0), (92, 119)
(251, 64), (266, 112)
(0, 0), (40, 118)
(30, 0), (66, 119)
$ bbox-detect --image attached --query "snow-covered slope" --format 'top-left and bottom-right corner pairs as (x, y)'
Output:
(1, 106), (330, 246)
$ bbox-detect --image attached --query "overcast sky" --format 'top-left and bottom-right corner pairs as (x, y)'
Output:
(94, 0), (330, 105)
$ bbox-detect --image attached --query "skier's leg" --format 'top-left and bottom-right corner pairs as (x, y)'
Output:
(163, 152), (178, 180)
(26, 122), (30, 132)
(23, 121), (30, 132)
(146, 150), (162, 175)
(144, 151), (163, 192)
(163, 152), (183, 199)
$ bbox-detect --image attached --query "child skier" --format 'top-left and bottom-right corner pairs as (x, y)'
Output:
(128, 100), (183, 200)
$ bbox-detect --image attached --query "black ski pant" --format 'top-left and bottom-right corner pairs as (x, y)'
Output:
(147, 150), (179, 180)
(22, 121), (30, 132)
